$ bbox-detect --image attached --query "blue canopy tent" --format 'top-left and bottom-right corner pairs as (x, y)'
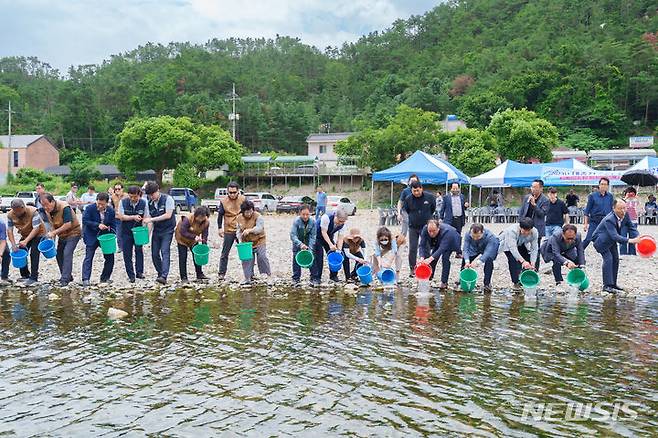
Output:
(370, 151), (470, 208)
(470, 159), (590, 188)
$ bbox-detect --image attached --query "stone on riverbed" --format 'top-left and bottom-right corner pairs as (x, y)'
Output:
(107, 307), (129, 320)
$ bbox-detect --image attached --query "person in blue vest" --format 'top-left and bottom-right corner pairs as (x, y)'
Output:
(117, 185), (149, 283)
(81, 192), (115, 286)
(310, 208), (348, 286)
(290, 204), (317, 285)
(439, 182), (469, 258)
(583, 177), (613, 249)
(540, 224), (585, 286)
(592, 199), (641, 293)
(142, 182), (176, 285)
(418, 219), (460, 288)
(461, 223), (500, 293)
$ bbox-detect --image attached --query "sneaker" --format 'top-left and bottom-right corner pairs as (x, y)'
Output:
(100, 279), (113, 284)
(555, 281), (562, 287)
(483, 285), (493, 294)
(24, 279), (37, 286)
(513, 282), (523, 291)
(603, 285), (617, 294)
(82, 280), (91, 287)
(240, 280), (252, 286)
(217, 274), (225, 281)
(17, 277), (30, 282)
(59, 280), (70, 287)
(439, 283), (448, 289)
(136, 274), (145, 279)
(311, 280), (321, 287)
(612, 284), (625, 292)
(196, 274), (209, 281)
(129, 278), (136, 283)
(156, 277), (166, 285)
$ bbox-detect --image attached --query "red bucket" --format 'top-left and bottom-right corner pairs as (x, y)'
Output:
(415, 263), (432, 280)
(637, 235), (656, 258)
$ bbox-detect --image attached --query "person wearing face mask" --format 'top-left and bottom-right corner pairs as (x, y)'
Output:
(290, 204), (317, 285)
(81, 192), (116, 286)
(499, 217), (538, 290)
(142, 182), (176, 285)
(236, 200), (271, 285)
(117, 185), (149, 283)
(592, 199), (640, 293)
(371, 227), (404, 279)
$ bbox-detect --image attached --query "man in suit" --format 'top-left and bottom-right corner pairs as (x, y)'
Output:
(519, 179), (549, 268)
(540, 224), (585, 285)
(439, 182), (468, 257)
(583, 177), (613, 249)
(82, 192), (116, 286)
(592, 199), (640, 293)
(418, 219), (460, 288)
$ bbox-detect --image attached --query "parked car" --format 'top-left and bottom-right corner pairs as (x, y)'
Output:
(276, 195), (316, 214)
(202, 187), (245, 213)
(244, 192), (278, 212)
(327, 195), (357, 216)
(15, 191), (38, 206)
(168, 188), (199, 213)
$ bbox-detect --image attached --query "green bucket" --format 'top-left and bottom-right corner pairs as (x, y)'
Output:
(459, 268), (478, 292)
(132, 226), (149, 246)
(520, 269), (540, 288)
(567, 268), (589, 291)
(98, 233), (117, 255)
(192, 243), (210, 266)
(295, 249), (314, 268)
(237, 242), (253, 261)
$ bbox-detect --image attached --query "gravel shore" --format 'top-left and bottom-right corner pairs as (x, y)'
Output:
(2, 210), (657, 297)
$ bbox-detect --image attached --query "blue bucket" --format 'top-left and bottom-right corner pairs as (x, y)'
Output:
(11, 249), (28, 269)
(327, 251), (344, 273)
(377, 268), (396, 284)
(356, 265), (373, 285)
(38, 238), (57, 259)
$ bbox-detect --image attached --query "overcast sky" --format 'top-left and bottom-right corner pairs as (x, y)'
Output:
(0, 0), (439, 72)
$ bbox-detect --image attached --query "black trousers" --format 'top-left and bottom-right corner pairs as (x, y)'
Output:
(18, 239), (41, 280)
(178, 243), (204, 280)
(505, 245), (532, 285)
(451, 216), (464, 255)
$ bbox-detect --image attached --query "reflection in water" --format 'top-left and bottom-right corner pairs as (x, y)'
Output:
(0, 287), (656, 436)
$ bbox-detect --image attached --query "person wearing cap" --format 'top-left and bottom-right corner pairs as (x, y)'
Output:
(81, 192), (116, 286)
(342, 227), (368, 281)
(290, 204), (317, 285)
(175, 206), (210, 282)
(236, 200), (271, 285)
(142, 181), (176, 285)
(461, 223), (500, 293)
(39, 192), (82, 287)
(6, 199), (46, 285)
(418, 219), (460, 288)
(117, 185), (149, 283)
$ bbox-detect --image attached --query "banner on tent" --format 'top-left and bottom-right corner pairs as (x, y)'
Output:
(541, 167), (624, 186)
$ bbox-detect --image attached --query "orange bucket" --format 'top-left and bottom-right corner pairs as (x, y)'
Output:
(637, 235), (656, 258)
(415, 263), (432, 280)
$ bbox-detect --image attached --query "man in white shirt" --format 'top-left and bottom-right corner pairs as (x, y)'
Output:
(79, 185), (97, 211)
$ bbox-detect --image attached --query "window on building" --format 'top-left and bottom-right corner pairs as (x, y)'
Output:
(13, 151), (19, 167)
(319, 145), (327, 154)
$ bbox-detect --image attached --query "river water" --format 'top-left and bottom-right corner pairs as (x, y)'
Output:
(1, 286), (656, 437)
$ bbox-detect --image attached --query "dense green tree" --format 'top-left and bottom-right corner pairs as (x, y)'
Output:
(487, 109), (558, 163)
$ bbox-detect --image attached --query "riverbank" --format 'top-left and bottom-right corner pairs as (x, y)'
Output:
(2, 210), (657, 297)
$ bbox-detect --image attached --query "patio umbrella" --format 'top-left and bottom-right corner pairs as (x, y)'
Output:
(621, 169), (658, 187)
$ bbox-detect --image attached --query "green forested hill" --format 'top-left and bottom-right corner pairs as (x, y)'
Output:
(0, 0), (656, 157)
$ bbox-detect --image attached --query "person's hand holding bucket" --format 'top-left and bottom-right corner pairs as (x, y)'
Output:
(414, 262), (432, 280)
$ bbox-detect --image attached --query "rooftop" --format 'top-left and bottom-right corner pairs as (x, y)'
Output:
(306, 132), (354, 142)
(0, 135), (48, 149)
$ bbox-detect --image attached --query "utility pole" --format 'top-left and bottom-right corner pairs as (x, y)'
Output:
(5, 101), (15, 182)
(226, 83), (240, 140)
